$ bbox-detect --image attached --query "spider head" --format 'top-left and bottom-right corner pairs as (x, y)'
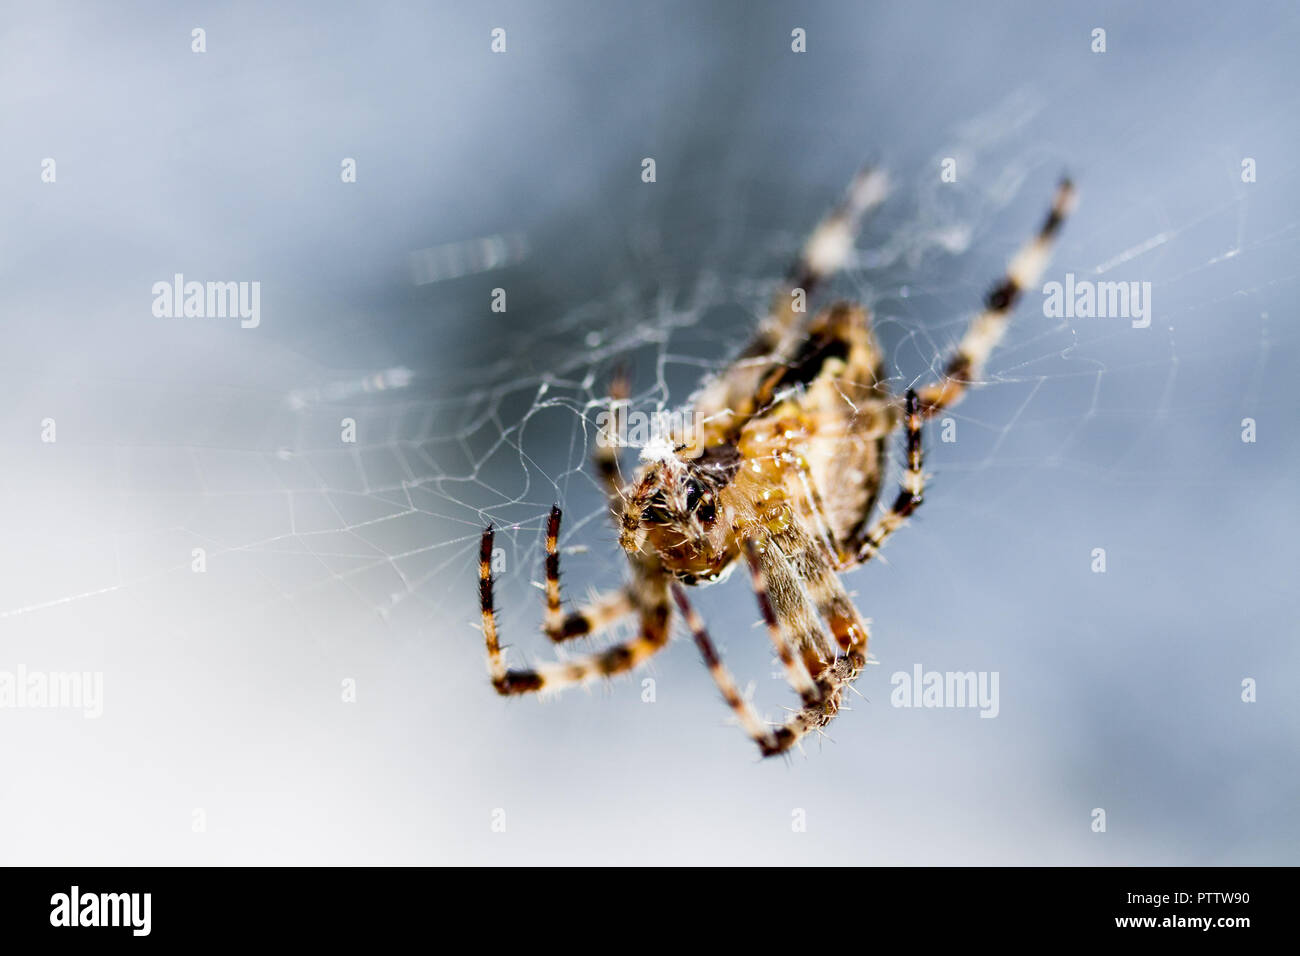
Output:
(618, 444), (741, 582)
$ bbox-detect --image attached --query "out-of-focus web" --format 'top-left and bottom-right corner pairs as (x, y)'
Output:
(4, 91), (1293, 642)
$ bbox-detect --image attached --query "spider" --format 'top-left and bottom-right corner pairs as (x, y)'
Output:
(478, 167), (1076, 757)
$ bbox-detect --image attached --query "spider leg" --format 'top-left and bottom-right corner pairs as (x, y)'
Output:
(523, 369), (667, 647)
(760, 165), (890, 357)
(917, 178), (1077, 417)
(843, 389), (925, 567)
(744, 525), (841, 674)
(759, 654), (864, 757)
(479, 522), (672, 695)
(681, 518), (871, 757)
(544, 586), (637, 644)
(672, 585), (783, 756)
(757, 521), (873, 756)
(675, 574), (866, 759)
(539, 502), (650, 643)
(693, 167), (889, 430)
(593, 365), (631, 505)
(744, 539), (820, 703)
(772, 521), (871, 661)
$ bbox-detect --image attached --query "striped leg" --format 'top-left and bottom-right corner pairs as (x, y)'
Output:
(672, 585), (783, 757)
(538, 503), (643, 643)
(772, 517), (872, 661)
(683, 523), (872, 758)
(539, 505), (603, 642)
(545, 588), (636, 644)
(762, 654), (865, 757)
(758, 522), (874, 756)
(693, 166), (889, 426)
(480, 523), (671, 695)
(761, 165), (891, 357)
(594, 366), (630, 503)
(546, 367), (656, 646)
(578, 369), (673, 643)
(848, 389), (925, 566)
(675, 579), (867, 759)
(918, 178), (1077, 417)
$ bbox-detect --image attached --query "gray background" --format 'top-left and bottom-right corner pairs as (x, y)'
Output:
(0, 1), (1296, 864)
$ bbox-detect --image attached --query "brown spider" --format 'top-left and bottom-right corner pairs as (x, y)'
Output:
(479, 167), (1076, 757)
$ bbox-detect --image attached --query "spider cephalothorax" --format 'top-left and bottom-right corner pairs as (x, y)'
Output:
(618, 444), (742, 583)
(478, 166), (1076, 757)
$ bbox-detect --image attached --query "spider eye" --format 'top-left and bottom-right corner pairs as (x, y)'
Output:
(684, 480), (703, 513)
(684, 479), (716, 522)
(643, 492), (671, 525)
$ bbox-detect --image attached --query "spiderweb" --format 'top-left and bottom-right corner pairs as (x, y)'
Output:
(3, 0), (1297, 865)
(5, 84), (1294, 642)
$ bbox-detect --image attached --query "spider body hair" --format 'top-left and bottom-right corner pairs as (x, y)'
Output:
(477, 170), (1076, 757)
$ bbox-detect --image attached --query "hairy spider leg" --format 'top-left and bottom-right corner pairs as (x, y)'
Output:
(918, 178), (1077, 417)
(672, 584), (783, 756)
(692, 166), (889, 435)
(846, 389), (925, 566)
(744, 539), (821, 704)
(480, 519), (672, 694)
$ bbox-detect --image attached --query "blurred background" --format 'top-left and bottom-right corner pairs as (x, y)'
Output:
(0, 1), (1296, 864)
